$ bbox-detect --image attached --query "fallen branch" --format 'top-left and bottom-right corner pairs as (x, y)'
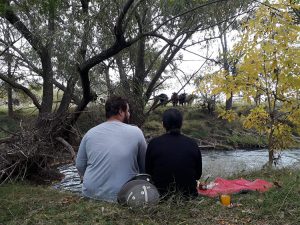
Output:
(0, 136), (14, 143)
(0, 160), (20, 184)
(0, 126), (18, 136)
(198, 144), (216, 150)
(0, 114), (80, 184)
(184, 134), (234, 150)
(56, 137), (76, 160)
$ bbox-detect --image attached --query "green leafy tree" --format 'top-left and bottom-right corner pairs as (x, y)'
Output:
(112, 0), (253, 125)
(194, 0), (252, 110)
(0, 0), (252, 182)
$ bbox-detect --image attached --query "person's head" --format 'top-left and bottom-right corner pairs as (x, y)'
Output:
(105, 96), (130, 123)
(162, 108), (183, 133)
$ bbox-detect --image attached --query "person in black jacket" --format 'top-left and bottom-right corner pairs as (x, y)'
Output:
(145, 108), (202, 198)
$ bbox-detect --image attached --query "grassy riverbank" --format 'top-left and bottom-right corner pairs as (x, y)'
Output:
(1, 168), (299, 225)
(75, 105), (271, 149)
(143, 106), (269, 149)
(4, 104), (300, 150)
(1, 104), (300, 150)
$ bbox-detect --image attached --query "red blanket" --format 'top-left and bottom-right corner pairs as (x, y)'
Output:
(198, 177), (273, 197)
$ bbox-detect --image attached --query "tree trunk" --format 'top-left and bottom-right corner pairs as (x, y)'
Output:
(104, 65), (113, 97)
(56, 76), (77, 115)
(40, 49), (54, 114)
(129, 95), (146, 127)
(5, 24), (13, 117)
(6, 51), (13, 117)
(268, 148), (274, 166)
(130, 37), (147, 127)
(115, 54), (130, 92)
(7, 85), (13, 117)
(225, 92), (233, 111)
(219, 21), (233, 111)
(268, 128), (274, 166)
(35, 49), (54, 128)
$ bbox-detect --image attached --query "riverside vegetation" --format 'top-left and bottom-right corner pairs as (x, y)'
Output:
(1, 105), (300, 225)
(75, 104), (272, 150)
(2, 102), (299, 160)
(0, 104), (271, 149)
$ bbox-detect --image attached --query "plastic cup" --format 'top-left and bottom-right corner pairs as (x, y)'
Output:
(220, 194), (231, 206)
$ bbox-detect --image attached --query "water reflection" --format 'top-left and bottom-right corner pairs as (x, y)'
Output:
(53, 164), (82, 193)
(54, 149), (300, 193)
(202, 149), (300, 179)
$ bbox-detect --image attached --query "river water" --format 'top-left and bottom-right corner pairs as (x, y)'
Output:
(53, 149), (300, 193)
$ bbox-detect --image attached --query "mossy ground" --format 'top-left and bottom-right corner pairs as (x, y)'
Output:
(1, 168), (299, 225)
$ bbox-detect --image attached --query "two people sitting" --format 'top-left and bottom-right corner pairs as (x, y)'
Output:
(75, 96), (202, 203)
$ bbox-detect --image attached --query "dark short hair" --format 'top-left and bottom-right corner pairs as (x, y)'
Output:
(105, 96), (128, 119)
(162, 108), (183, 131)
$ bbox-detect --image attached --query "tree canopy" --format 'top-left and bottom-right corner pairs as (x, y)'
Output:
(211, 0), (300, 164)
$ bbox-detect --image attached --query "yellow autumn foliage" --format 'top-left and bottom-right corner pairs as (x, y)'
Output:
(218, 109), (237, 122)
(208, 0), (300, 161)
(243, 106), (270, 133)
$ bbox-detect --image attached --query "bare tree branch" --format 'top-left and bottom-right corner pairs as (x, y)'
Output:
(55, 137), (76, 160)
(150, 0), (227, 35)
(0, 38), (42, 74)
(0, 36), (21, 57)
(0, 72), (41, 109)
(0, 0), (44, 54)
(53, 79), (81, 105)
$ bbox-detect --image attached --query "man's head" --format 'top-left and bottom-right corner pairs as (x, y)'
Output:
(105, 96), (130, 123)
(162, 108), (183, 132)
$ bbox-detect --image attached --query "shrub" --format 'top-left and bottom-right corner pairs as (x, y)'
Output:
(226, 134), (267, 149)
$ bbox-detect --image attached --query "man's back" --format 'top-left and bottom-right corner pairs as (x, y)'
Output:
(76, 121), (147, 202)
(145, 132), (202, 197)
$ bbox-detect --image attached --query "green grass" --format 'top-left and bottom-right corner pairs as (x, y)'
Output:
(1, 168), (299, 225)
(0, 115), (19, 138)
(0, 105), (38, 138)
(182, 119), (209, 138)
(226, 134), (268, 149)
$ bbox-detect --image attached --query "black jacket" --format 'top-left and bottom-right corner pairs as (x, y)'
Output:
(145, 132), (202, 197)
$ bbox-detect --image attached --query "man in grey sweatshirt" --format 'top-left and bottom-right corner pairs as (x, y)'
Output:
(76, 96), (147, 202)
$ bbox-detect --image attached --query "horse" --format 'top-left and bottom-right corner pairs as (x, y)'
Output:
(155, 93), (168, 106)
(178, 93), (187, 106)
(171, 92), (178, 106)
